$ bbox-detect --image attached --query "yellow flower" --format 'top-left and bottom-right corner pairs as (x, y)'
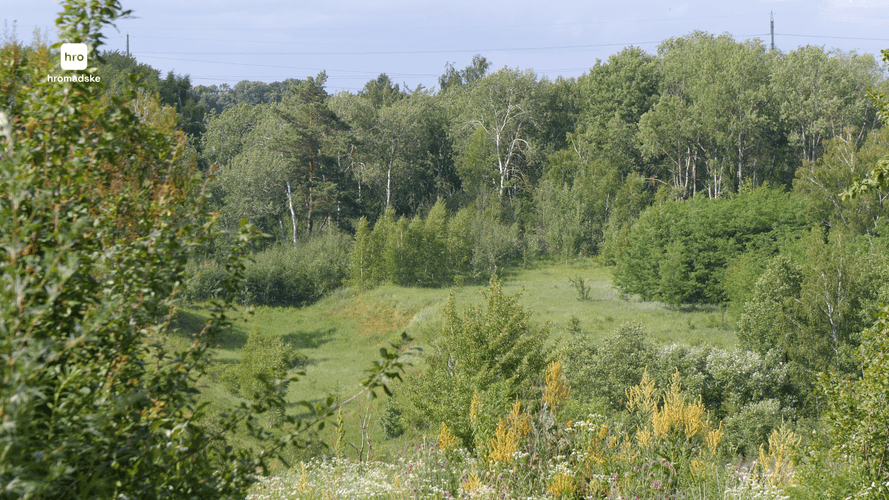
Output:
(469, 391), (480, 425)
(625, 367), (657, 415)
(438, 421), (459, 452)
(757, 424), (800, 486)
(464, 471), (483, 493)
(488, 418), (519, 463)
(548, 470), (577, 498)
(543, 358), (571, 413)
(507, 399), (531, 437)
(706, 422), (724, 455)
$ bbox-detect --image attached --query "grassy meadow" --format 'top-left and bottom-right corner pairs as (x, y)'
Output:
(177, 259), (738, 468)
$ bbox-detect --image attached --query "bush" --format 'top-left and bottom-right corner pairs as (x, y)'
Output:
(243, 232), (350, 306)
(406, 277), (551, 447)
(347, 200), (522, 290)
(380, 399), (405, 438)
(185, 231), (350, 306)
(651, 344), (800, 419)
(613, 186), (808, 305)
(0, 4), (268, 495)
(562, 322), (654, 410)
(181, 258), (227, 302)
(231, 329), (301, 398)
(723, 399), (785, 457)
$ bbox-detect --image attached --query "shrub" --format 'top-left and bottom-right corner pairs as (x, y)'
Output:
(244, 232), (350, 306)
(406, 277), (551, 447)
(0, 3), (268, 495)
(563, 322), (654, 410)
(380, 399), (405, 439)
(348, 200), (522, 290)
(186, 231), (350, 306)
(613, 186), (808, 305)
(723, 399), (785, 458)
(233, 329), (300, 398)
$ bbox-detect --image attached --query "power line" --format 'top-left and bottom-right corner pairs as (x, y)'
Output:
(131, 40), (672, 58)
(775, 33), (889, 42)
(106, 34), (411, 49)
(112, 13), (768, 32)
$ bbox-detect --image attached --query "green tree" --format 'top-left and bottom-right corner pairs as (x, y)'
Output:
(273, 73), (350, 237)
(438, 54), (491, 92)
(562, 323), (654, 410)
(97, 49), (161, 95)
(407, 277), (550, 446)
(0, 4), (413, 497)
(639, 32), (780, 197)
(452, 67), (543, 200)
(213, 137), (291, 241)
(613, 186), (808, 305)
(771, 45), (881, 164)
(419, 199), (450, 286)
(201, 102), (267, 168)
(795, 127), (889, 236)
(813, 46), (889, 498)
(572, 46), (660, 177)
(348, 217), (379, 289)
(331, 86), (446, 214)
(738, 230), (889, 374)
(820, 305), (889, 497)
(192, 79), (302, 115)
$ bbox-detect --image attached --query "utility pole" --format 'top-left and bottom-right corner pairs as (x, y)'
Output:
(770, 12), (775, 51)
(126, 34), (129, 56)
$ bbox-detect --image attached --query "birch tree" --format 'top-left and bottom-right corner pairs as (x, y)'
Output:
(454, 68), (542, 200)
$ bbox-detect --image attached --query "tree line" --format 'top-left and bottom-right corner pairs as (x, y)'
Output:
(96, 32), (885, 255)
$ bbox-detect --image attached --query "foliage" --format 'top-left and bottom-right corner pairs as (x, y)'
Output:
(241, 233), (351, 306)
(0, 4), (416, 498)
(184, 231), (351, 306)
(639, 32), (782, 197)
(438, 54), (491, 92)
(772, 45), (882, 165)
(406, 277), (551, 447)
(567, 275), (591, 301)
(330, 86), (452, 214)
(563, 324), (802, 457)
(613, 185), (809, 305)
(572, 46), (660, 178)
(737, 230), (889, 374)
(348, 201), (522, 289)
(450, 67), (544, 200)
(819, 305), (889, 497)
(0, 2), (268, 495)
(98, 50), (206, 138)
(251, 368), (739, 500)
(228, 328), (301, 411)
(380, 398), (405, 439)
(568, 322), (654, 411)
(795, 127), (889, 236)
(193, 78), (303, 115)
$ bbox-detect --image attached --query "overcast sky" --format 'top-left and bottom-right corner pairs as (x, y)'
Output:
(3, 0), (889, 93)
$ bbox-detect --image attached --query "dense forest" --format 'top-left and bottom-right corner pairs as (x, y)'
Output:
(3, 1), (889, 499)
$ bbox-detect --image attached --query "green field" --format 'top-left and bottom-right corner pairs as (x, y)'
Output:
(177, 258), (736, 464)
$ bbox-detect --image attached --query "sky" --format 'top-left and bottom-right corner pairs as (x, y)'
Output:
(3, 0), (889, 93)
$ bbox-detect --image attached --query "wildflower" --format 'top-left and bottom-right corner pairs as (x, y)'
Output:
(438, 422), (459, 452)
(487, 418), (520, 463)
